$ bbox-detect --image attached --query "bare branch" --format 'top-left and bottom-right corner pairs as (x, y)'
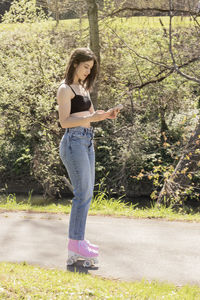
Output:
(159, 18), (168, 37)
(104, 22), (200, 92)
(106, 6), (196, 18)
(168, 0), (200, 84)
(132, 54), (200, 90)
(62, 176), (73, 192)
(106, 24), (172, 70)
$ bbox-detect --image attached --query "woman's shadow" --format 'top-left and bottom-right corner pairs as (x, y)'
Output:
(67, 260), (99, 274)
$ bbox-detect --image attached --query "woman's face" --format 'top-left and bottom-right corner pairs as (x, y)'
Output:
(73, 60), (94, 83)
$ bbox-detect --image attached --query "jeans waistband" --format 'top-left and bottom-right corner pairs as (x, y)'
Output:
(66, 126), (93, 135)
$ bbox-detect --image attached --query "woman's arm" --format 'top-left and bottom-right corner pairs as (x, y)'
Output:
(89, 103), (95, 114)
(57, 85), (110, 128)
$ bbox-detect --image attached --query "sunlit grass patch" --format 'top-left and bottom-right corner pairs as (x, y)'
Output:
(0, 193), (71, 214)
(110, 16), (199, 30)
(0, 262), (200, 299)
(0, 192), (200, 222)
(0, 18), (83, 33)
(1, 15), (198, 34)
(90, 188), (134, 215)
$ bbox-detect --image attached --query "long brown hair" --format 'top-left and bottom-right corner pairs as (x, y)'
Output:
(64, 48), (98, 90)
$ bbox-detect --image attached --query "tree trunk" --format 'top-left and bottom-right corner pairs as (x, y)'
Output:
(79, 6), (83, 40)
(86, 0), (100, 64)
(86, 0), (100, 109)
(157, 120), (200, 205)
(55, 0), (59, 27)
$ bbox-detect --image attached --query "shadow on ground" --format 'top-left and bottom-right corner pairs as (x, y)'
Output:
(67, 260), (98, 274)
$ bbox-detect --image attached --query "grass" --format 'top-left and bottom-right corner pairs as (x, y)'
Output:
(1, 15), (199, 34)
(0, 14), (200, 223)
(109, 15), (199, 29)
(0, 18), (80, 33)
(0, 262), (199, 299)
(0, 192), (200, 223)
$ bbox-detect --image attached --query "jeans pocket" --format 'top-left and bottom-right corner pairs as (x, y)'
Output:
(59, 134), (69, 159)
(59, 139), (65, 160)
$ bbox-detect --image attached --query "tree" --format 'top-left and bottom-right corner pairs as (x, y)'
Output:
(157, 0), (200, 205)
(86, 0), (100, 64)
(86, 0), (100, 108)
(101, 0), (200, 205)
(109, 0), (199, 17)
(157, 122), (200, 205)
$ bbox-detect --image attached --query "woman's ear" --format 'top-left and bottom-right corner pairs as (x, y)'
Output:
(74, 63), (78, 68)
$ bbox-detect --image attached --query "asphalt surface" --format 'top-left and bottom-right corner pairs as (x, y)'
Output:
(0, 211), (200, 286)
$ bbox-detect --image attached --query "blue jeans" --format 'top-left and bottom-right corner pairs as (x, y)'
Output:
(59, 126), (95, 240)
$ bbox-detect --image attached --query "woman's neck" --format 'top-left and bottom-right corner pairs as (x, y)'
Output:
(72, 81), (84, 88)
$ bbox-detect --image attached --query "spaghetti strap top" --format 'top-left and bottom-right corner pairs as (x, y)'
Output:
(69, 85), (92, 114)
(69, 86), (76, 95)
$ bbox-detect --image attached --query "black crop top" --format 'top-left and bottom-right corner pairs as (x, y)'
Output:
(69, 85), (91, 114)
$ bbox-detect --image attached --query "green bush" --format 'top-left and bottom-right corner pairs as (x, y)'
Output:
(0, 16), (199, 201)
(2, 0), (47, 23)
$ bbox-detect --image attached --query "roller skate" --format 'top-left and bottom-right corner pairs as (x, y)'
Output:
(84, 240), (99, 251)
(67, 239), (98, 268)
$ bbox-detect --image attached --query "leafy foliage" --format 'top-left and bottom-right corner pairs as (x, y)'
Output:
(0, 16), (199, 202)
(2, 0), (47, 23)
(0, 25), (74, 198)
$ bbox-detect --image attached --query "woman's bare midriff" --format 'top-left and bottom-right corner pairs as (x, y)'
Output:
(70, 110), (92, 128)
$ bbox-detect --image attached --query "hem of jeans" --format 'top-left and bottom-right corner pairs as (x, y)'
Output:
(68, 236), (84, 240)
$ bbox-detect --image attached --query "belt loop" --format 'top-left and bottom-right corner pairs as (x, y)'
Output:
(67, 128), (69, 133)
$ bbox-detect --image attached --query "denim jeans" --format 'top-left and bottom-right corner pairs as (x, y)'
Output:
(59, 126), (95, 240)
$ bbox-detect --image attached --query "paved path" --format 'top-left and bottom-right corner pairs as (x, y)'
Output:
(0, 211), (200, 286)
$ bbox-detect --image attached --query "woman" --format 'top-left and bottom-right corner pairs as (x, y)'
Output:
(57, 48), (120, 267)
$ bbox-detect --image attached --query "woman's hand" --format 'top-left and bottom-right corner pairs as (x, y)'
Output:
(106, 108), (120, 119)
(90, 110), (111, 122)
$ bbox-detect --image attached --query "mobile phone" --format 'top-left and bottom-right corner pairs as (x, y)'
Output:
(111, 104), (123, 111)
